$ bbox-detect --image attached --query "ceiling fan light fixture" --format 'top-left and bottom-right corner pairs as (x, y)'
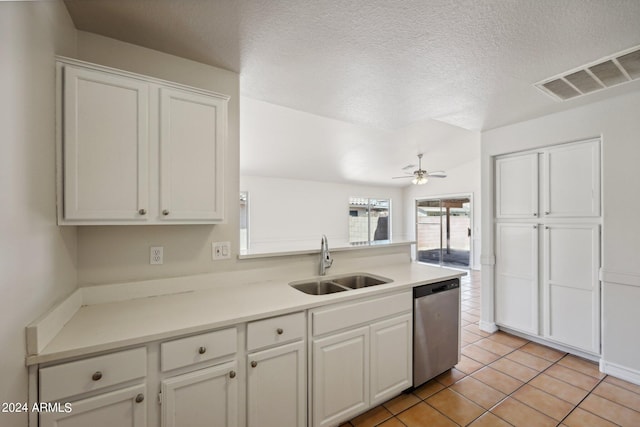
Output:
(412, 175), (428, 185)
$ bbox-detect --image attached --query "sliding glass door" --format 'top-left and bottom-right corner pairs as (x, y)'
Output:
(416, 196), (471, 268)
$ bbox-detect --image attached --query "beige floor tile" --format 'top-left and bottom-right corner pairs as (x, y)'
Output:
(604, 375), (640, 395)
(462, 312), (481, 323)
(474, 338), (515, 356)
(350, 405), (393, 427)
(528, 373), (589, 405)
(557, 354), (606, 379)
(520, 342), (565, 362)
(383, 393), (421, 415)
(505, 350), (554, 371)
(468, 308), (482, 317)
(593, 380), (640, 410)
(377, 418), (406, 427)
(580, 393), (640, 425)
(491, 397), (557, 427)
(486, 331), (529, 349)
(544, 364), (600, 391)
(490, 358), (539, 382)
(472, 366), (524, 395)
(413, 379), (444, 400)
(462, 330), (483, 345)
(449, 376), (507, 410)
(426, 388), (484, 426)
(462, 344), (501, 365)
(435, 368), (466, 386)
(463, 324), (491, 337)
(455, 355), (485, 375)
(397, 402), (458, 427)
(468, 411), (512, 427)
(339, 422), (353, 427)
(512, 384), (573, 421)
(563, 407), (618, 427)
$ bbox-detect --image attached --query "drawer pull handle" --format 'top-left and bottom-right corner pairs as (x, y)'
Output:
(251, 361), (258, 368)
(135, 393), (144, 403)
(276, 328), (284, 335)
(229, 370), (236, 379)
(92, 371), (103, 381)
(198, 346), (207, 355)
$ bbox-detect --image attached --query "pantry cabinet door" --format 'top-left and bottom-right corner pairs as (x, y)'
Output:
(542, 139), (600, 218)
(495, 223), (539, 335)
(63, 65), (149, 221)
(159, 87), (226, 222)
(40, 384), (146, 427)
(313, 327), (369, 427)
(495, 153), (539, 219)
(543, 224), (600, 353)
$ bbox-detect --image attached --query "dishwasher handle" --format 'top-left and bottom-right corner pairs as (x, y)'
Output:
(414, 278), (460, 298)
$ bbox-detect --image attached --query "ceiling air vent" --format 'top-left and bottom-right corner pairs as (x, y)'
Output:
(536, 44), (640, 101)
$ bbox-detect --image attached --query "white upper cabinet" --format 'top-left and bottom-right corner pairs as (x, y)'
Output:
(57, 58), (229, 225)
(62, 64), (149, 222)
(159, 88), (226, 222)
(495, 153), (539, 219)
(542, 140), (601, 217)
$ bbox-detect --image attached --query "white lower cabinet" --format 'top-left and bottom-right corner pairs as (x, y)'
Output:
(247, 341), (306, 427)
(311, 291), (413, 427)
(40, 384), (146, 427)
(160, 361), (238, 427)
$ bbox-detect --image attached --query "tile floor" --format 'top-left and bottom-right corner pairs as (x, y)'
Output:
(341, 270), (640, 427)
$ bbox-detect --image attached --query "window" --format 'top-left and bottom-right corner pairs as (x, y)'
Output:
(348, 197), (391, 244)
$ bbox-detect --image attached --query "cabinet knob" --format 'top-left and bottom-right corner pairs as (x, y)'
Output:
(92, 371), (103, 381)
(533, 213), (537, 216)
(138, 208), (147, 215)
(135, 393), (144, 403)
(251, 361), (258, 368)
(533, 225), (537, 229)
(545, 211), (550, 215)
(229, 370), (236, 379)
(545, 226), (549, 230)
(162, 210), (170, 216)
(276, 328), (284, 335)
(198, 346), (207, 355)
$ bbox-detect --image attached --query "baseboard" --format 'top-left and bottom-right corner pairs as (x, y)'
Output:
(479, 321), (498, 333)
(497, 326), (600, 362)
(600, 359), (640, 386)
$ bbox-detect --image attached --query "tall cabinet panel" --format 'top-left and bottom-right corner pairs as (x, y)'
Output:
(495, 153), (539, 219)
(495, 223), (539, 335)
(543, 224), (600, 353)
(62, 65), (149, 221)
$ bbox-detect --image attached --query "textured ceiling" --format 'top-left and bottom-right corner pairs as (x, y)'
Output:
(63, 0), (640, 184)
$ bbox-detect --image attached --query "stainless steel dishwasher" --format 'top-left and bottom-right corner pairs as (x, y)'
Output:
(413, 278), (460, 387)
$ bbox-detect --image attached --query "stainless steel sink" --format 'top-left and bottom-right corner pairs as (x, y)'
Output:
(290, 274), (391, 295)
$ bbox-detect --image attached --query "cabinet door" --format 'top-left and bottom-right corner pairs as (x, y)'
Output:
(370, 313), (412, 405)
(247, 341), (306, 427)
(543, 224), (600, 353)
(63, 65), (149, 221)
(543, 140), (600, 217)
(40, 384), (146, 427)
(495, 223), (539, 334)
(313, 327), (369, 427)
(495, 153), (539, 219)
(161, 361), (238, 427)
(159, 87), (226, 221)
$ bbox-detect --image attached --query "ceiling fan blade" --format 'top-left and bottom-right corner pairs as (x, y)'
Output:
(427, 171), (447, 178)
(391, 176), (414, 179)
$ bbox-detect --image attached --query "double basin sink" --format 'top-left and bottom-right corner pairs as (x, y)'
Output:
(290, 273), (392, 295)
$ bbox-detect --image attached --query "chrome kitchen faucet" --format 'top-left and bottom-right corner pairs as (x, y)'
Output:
(320, 235), (333, 275)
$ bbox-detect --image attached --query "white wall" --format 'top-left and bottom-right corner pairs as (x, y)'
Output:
(0, 2), (78, 426)
(403, 157), (481, 269)
(481, 90), (640, 383)
(240, 175), (405, 251)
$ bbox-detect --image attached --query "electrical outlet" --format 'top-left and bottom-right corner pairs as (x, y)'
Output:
(150, 246), (163, 265)
(212, 241), (231, 260)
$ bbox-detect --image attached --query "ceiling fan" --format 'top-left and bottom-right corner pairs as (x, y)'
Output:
(392, 154), (447, 185)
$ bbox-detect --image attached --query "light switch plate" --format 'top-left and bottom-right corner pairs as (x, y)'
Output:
(212, 241), (231, 260)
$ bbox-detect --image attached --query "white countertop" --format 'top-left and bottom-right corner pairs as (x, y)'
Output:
(27, 262), (464, 366)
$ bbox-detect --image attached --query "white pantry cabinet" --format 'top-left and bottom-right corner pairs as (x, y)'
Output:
(57, 58), (228, 225)
(310, 291), (412, 427)
(495, 152), (539, 219)
(246, 312), (306, 427)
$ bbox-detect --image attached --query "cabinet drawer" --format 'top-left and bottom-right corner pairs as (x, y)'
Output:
(161, 327), (237, 372)
(312, 291), (412, 337)
(39, 347), (146, 402)
(247, 312), (305, 351)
